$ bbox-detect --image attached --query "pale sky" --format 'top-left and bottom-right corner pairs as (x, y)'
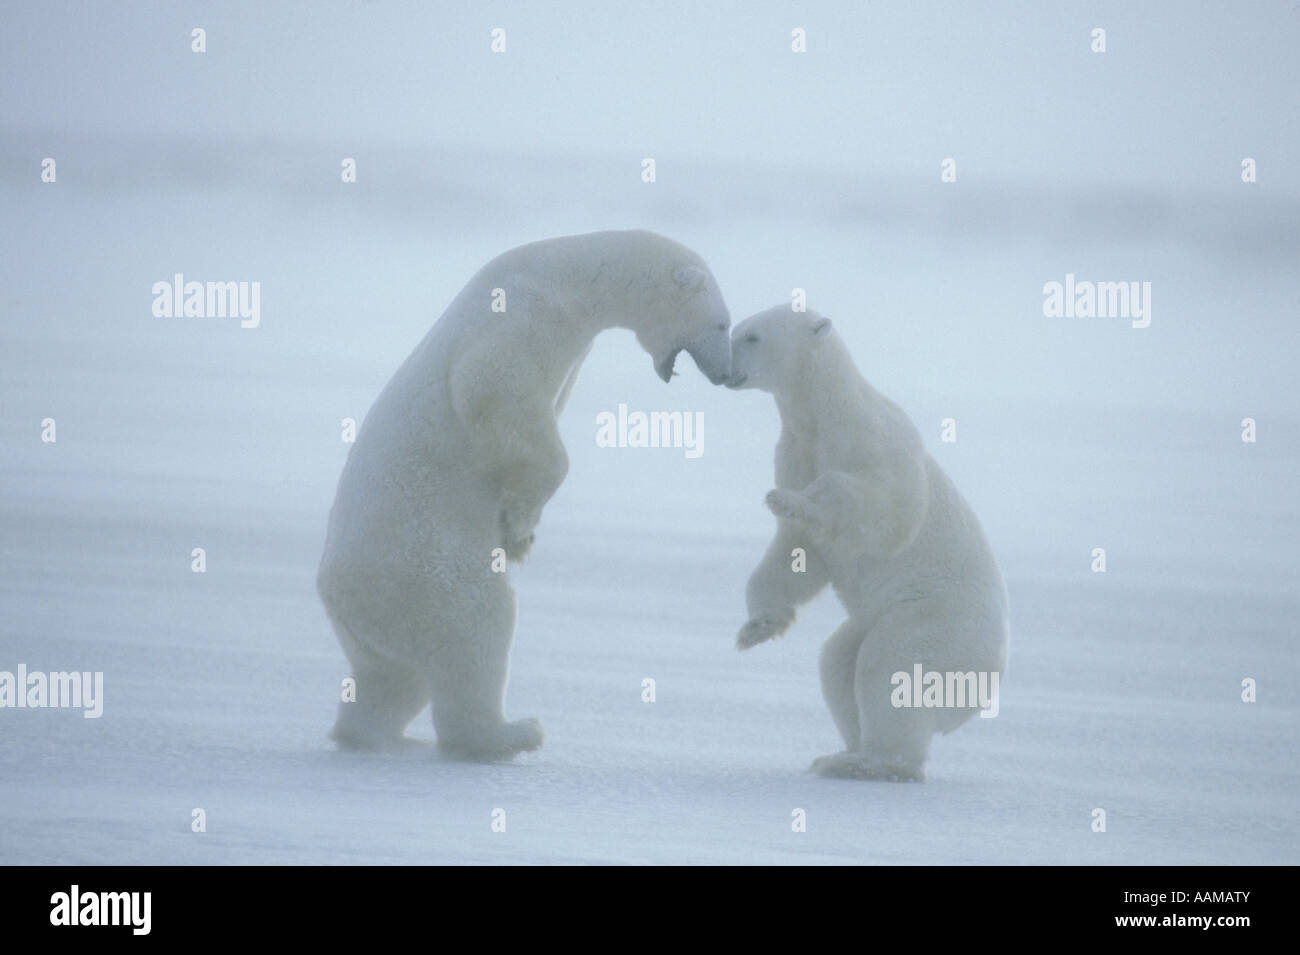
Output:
(3, 0), (1297, 188)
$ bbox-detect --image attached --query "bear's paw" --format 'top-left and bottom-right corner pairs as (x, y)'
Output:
(810, 751), (925, 782)
(736, 608), (795, 649)
(764, 489), (825, 531)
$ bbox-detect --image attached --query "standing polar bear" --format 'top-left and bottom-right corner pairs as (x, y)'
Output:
(318, 230), (732, 757)
(727, 306), (1008, 781)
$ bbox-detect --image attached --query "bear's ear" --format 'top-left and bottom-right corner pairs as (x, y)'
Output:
(811, 317), (832, 336)
(672, 265), (708, 291)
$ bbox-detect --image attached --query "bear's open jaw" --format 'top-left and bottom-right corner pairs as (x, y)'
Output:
(655, 348), (682, 383)
(656, 339), (733, 385)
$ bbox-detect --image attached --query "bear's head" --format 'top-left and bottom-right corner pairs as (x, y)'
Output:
(725, 306), (834, 392)
(622, 234), (732, 386)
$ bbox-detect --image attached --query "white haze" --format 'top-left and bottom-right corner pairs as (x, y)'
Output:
(1, 1), (1297, 863)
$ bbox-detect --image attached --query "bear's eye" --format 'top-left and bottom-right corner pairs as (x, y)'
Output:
(744, 333), (759, 344)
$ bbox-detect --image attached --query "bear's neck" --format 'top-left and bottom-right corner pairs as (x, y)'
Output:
(774, 339), (879, 435)
(497, 230), (674, 337)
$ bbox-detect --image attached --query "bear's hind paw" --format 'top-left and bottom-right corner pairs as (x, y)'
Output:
(506, 717), (545, 753)
(438, 717), (545, 761)
(810, 751), (925, 782)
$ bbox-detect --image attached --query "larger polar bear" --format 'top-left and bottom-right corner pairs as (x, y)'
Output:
(318, 230), (732, 757)
(727, 306), (1008, 781)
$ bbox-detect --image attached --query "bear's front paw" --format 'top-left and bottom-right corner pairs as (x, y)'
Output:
(500, 501), (540, 561)
(502, 531), (535, 562)
(736, 608), (795, 650)
(765, 489), (824, 530)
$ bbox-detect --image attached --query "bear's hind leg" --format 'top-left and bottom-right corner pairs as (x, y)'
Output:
(848, 642), (936, 781)
(330, 657), (432, 751)
(817, 619), (867, 752)
(426, 580), (544, 760)
(811, 619), (935, 782)
(325, 603), (433, 750)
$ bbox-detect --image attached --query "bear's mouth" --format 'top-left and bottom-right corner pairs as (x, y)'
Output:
(656, 338), (733, 385)
(654, 348), (683, 383)
(725, 373), (747, 389)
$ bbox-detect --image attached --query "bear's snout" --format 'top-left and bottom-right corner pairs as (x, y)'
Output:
(684, 329), (733, 386)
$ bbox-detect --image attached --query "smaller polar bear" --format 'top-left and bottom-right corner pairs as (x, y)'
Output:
(727, 306), (1009, 781)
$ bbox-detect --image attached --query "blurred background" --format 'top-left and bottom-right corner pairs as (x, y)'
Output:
(1, 1), (1296, 864)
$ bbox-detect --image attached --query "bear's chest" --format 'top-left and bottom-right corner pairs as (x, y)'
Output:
(775, 429), (840, 490)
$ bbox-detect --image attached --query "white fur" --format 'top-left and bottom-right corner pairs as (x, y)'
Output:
(318, 230), (731, 758)
(728, 306), (1009, 781)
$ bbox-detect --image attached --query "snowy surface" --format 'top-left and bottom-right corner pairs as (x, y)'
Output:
(2, 2), (1298, 864)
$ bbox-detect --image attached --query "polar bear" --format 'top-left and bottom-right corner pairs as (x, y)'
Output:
(318, 230), (732, 757)
(726, 306), (1008, 781)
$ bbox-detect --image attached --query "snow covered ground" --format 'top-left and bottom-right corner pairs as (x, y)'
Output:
(2, 2), (1298, 864)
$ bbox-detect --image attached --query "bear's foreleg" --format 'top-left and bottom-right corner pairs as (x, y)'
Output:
(770, 464), (929, 563)
(736, 526), (831, 649)
(484, 415), (571, 562)
(454, 377), (571, 562)
(764, 488), (831, 537)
